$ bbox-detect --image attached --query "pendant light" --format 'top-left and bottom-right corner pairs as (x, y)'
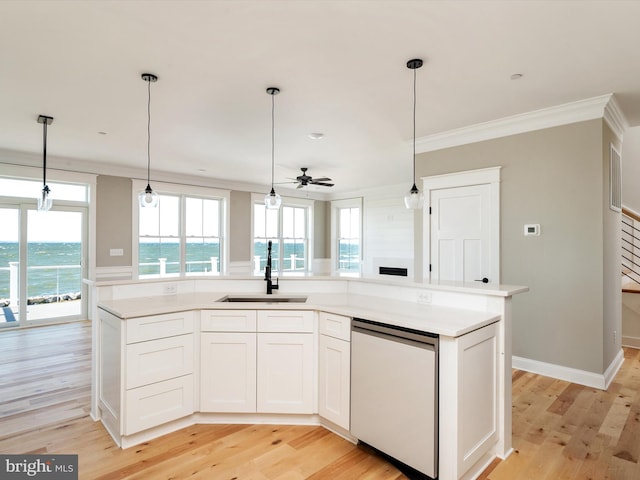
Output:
(138, 73), (159, 208)
(37, 115), (54, 212)
(264, 87), (282, 210)
(404, 58), (424, 210)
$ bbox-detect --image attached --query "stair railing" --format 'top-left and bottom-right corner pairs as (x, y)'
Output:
(622, 207), (640, 287)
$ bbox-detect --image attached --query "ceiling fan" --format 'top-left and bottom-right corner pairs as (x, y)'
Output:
(281, 168), (334, 189)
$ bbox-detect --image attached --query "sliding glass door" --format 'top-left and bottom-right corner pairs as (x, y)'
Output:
(0, 207), (19, 325)
(0, 204), (86, 328)
(26, 209), (84, 322)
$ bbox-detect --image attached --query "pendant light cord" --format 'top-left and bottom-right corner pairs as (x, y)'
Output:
(42, 121), (48, 187)
(146, 78), (151, 186)
(412, 66), (417, 186)
(271, 92), (275, 190)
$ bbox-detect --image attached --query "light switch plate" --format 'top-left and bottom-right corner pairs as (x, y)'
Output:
(110, 248), (124, 256)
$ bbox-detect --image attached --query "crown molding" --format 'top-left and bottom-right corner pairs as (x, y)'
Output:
(0, 148), (330, 201)
(415, 94), (628, 153)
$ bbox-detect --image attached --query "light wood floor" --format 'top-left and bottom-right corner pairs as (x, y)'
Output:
(2, 322), (640, 479)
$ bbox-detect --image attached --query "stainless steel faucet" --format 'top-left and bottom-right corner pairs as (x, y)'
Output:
(264, 240), (279, 294)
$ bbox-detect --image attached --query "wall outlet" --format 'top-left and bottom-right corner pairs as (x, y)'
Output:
(613, 330), (617, 344)
(417, 292), (432, 304)
(163, 283), (178, 295)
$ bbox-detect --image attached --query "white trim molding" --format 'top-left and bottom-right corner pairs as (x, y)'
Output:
(415, 94), (628, 153)
(96, 266), (133, 282)
(513, 348), (624, 390)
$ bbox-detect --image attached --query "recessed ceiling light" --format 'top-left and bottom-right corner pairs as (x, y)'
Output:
(510, 73), (523, 80)
(308, 132), (324, 140)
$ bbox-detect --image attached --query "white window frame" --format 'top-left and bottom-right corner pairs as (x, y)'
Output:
(250, 193), (314, 274)
(132, 179), (230, 278)
(331, 197), (363, 273)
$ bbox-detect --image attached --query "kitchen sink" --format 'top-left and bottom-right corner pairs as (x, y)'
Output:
(217, 295), (308, 303)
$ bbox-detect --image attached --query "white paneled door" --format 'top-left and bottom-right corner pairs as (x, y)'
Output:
(424, 167), (500, 284)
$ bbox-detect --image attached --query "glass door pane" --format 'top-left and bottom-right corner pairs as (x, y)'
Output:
(0, 207), (19, 327)
(26, 210), (83, 322)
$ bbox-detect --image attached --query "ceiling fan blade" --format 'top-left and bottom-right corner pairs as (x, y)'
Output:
(313, 182), (334, 187)
(296, 183), (304, 189)
(310, 177), (331, 182)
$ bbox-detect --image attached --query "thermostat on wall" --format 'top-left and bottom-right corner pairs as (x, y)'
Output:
(524, 224), (540, 236)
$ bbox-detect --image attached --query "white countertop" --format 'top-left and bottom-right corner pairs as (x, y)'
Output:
(98, 291), (501, 338)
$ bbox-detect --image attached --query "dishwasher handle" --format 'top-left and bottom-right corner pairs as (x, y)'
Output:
(352, 318), (438, 349)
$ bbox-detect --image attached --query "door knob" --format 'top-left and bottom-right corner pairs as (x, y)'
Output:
(475, 277), (489, 283)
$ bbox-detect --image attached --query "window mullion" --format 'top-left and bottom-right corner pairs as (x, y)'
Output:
(180, 195), (186, 275)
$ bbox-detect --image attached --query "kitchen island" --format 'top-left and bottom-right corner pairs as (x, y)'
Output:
(91, 276), (527, 480)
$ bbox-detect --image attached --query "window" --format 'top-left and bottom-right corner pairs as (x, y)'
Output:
(135, 180), (228, 278)
(0, 177), (88, 202)
(332, 198), (362, 272)
(252, 195), (312, 274)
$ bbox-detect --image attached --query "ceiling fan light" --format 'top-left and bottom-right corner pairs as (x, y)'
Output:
(265, 188), (282, 210)
(404, 184), (424, 209)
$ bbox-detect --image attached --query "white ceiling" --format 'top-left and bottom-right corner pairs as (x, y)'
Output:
(2, 0), (640, 196)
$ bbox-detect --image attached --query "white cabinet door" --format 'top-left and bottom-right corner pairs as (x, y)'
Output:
(125, 375), (194, 435)
(318, 334), (350, 429)
(200, 332), (257, 412)
(257, 333), (314, 414)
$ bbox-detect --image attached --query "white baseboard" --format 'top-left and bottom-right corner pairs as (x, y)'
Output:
(95, 266), (133, 281)
(622, 336), (640, 349)
(512, 349), (624, 390)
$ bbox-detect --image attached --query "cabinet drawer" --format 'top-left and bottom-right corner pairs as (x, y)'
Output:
(201, 310), (257, 332)
(126, 334), (194, 389)
(319, 312), (351, 341)
(124, 375), (194, 435)
(126, 311), (194, 344)
(257, 310), (314, 333)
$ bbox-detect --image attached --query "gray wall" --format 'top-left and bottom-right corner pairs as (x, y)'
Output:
(96, 175), (132, 267)
(230, 190), (251, 262)
(622, 126), (640, 214)
(314, 200), (329, 259)
(415, 119), (619, 374)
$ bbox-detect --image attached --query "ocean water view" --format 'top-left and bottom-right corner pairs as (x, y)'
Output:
(0, 242), (82, 299)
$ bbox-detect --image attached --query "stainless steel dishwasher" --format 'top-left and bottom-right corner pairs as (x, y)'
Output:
(351, 318), (438, 479)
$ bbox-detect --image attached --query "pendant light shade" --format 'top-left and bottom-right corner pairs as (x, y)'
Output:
(404, 58), (424, 210)
(37, 115), (54, 212)
(264, 87), (282, 210)
(138, 73), (159, 208)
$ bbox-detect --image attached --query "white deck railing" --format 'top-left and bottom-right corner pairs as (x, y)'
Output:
(0, 262), (81, 306)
